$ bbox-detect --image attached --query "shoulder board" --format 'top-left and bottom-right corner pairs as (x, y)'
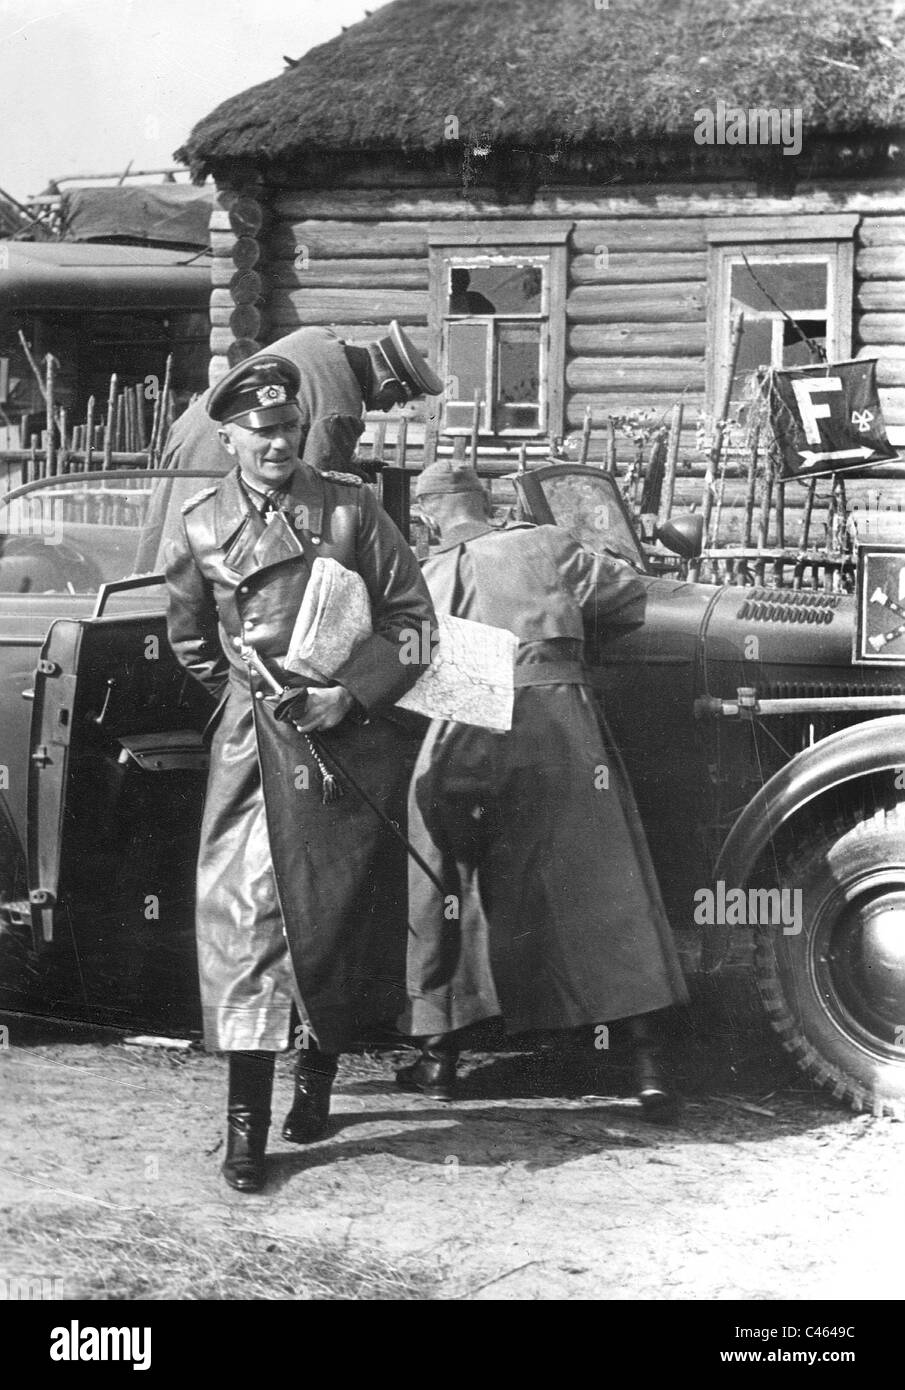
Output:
(181, 485), (219, 514)
(320, 469), (364, 487)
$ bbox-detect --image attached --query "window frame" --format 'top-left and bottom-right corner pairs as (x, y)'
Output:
(428, 221), (569, 441)
(706, 215), (858, 421)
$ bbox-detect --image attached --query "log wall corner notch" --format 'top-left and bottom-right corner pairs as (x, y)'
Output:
(209, 183), (271, 385)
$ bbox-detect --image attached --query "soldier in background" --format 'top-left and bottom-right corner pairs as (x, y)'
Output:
(397, 461), (687, 1118)
(137, 319), (440, 587)
(161, 321), (438, 479)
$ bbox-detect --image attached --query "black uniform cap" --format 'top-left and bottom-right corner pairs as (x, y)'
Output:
(373, 320), (443, 399)
(207, 355), (302, 430)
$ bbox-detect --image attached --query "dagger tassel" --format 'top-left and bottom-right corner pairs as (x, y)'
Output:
(303, 731), (341, 804)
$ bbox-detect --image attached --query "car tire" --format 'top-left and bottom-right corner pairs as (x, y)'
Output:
(0, 914), (41, 1016)
(754, 796), (905, 1116)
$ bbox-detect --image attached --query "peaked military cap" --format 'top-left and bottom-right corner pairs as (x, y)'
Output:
(373, 320), (443, 399)
(414, 461), (485, 498)
(207, 355), (302, 430)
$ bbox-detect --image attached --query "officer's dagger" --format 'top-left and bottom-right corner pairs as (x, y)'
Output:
(237, 638), (340, 801)
(237, 639), (446, 894)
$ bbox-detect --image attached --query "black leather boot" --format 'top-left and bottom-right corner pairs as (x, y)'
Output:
(281, 1044), (338, 1144)
(222, 1051), (274, 1192)
(395, 1035), (459, 1101)
(624, 1014), (679, 1123)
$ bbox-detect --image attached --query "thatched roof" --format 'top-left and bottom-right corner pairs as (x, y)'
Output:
(178, 0), (905, 180)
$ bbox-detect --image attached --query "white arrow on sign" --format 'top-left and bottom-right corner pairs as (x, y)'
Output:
(797, 445), (878, 467)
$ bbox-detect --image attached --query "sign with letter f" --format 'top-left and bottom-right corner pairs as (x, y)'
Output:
(771, 359), (898, 478)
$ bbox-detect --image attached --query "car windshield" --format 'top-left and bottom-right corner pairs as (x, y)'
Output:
(0, 471), (225, 595)
(533, 470), (648, 571)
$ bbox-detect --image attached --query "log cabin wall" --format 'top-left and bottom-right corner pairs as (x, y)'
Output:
(858, 211), (905, 424)
(206, 173), (905, 541)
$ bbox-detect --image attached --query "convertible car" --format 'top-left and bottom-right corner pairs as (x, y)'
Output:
(2, 463), (905, 1115)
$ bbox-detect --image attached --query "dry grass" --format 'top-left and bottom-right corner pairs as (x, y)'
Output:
(179, 0), (905, 175)
(1, 1206), (446, 1301)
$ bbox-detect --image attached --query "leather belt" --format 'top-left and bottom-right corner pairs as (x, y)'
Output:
(513, 661), (587, 688)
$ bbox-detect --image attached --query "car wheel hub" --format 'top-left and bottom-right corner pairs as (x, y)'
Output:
(819, 878), (905, 1055)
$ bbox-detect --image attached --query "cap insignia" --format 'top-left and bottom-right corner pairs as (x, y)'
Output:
(256, 384), (287, 406)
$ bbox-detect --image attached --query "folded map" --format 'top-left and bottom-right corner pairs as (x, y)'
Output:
(284, 555), (517, 730)
(396, 613), (518, 731)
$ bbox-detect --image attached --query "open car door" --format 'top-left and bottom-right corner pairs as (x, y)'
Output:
(27, 577), (213, 1034)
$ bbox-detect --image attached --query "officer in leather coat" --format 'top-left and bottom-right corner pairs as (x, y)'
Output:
(165, 353), (438, 1192)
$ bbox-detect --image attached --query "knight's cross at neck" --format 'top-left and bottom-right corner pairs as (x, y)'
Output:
(261, 489), (289, 517)
(240, 473), (292, 516)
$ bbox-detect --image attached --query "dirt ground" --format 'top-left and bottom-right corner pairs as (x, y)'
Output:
(2, 980), (904, 1302)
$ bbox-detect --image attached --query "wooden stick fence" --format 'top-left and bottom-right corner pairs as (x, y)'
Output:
(0, 342), (863, 594)
(657, 402), (684, 526)
(1, 350), (176, 481)
(3, 339), (869, 592)
(690, 311), (744, 581)
(360, 397), (871, 533)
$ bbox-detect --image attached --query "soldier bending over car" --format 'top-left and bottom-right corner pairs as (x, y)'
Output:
(398, 461), (688, 1118)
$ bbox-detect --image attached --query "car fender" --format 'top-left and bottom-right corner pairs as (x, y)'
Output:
(703, 714), (905, 971)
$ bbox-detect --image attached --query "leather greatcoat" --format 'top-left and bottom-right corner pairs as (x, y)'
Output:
(402, 520), (688, 1037)
(165, 463), (435, 1052)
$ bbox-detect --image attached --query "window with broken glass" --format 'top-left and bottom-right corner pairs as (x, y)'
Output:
(433, 254), (558, 436)
(707, 232), (855, 421)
